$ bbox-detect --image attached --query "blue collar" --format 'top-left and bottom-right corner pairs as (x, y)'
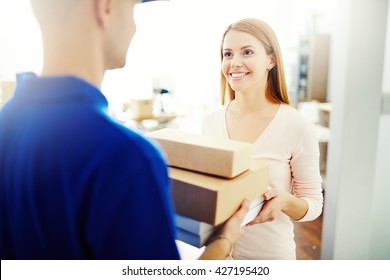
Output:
(13, 73), (108, 111)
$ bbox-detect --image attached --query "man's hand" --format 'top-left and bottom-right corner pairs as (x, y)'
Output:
(199, 199), (250, 260)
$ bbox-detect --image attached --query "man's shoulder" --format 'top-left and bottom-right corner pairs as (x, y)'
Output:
(102, 119), (166, 164)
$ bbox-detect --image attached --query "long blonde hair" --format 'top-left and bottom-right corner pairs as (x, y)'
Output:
(220, 18), (289, 105)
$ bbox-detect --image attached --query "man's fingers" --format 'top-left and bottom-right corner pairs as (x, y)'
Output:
(234, 199), (250, 221)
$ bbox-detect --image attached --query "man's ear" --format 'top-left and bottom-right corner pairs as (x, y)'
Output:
(94, 0), (112, 28)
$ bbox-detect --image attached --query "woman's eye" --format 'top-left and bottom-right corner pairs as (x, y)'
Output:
(243, 49), (254, 56)
(223, 52), (233, 58)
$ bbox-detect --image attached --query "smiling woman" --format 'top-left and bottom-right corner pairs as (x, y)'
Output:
(220, 18), (289, 106)
(222, 32), (274, 95)
(202, 18), (324, 260)
(1, 0), (338, 115)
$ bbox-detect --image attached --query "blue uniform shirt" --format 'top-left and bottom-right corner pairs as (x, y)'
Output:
(0, 74), (180, 259)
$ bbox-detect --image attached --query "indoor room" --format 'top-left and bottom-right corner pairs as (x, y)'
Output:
(1, 0), (389, 265)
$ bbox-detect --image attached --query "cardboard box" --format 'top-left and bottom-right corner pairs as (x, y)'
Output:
(175, 198), (265, 247)
(169, 160), (269, 225)
(175, 214), (219, 248)
(147, 128), (252, 178)
(175, 197), (264, 234)
(175, 214), (216, 235)
(129, 99), (153, 118)
(177, 229), (213, 249)
(1, 81), (15, 107)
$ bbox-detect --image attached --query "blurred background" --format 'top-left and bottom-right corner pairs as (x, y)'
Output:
(1, 0), (389, 260)
(0, 0), (336, 129)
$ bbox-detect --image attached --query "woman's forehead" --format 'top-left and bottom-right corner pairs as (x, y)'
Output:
(223, 30), (263, 49)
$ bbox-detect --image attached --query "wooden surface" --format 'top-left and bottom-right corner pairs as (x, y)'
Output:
(294, 213), (323, 260)
(131, 113), (176, 123)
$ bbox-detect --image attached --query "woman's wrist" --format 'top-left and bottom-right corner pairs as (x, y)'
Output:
(282, 194), (309, 220)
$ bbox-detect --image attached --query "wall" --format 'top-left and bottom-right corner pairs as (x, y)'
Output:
(0, 0), (339, 112)
(370, 0), (390, 259)
(0, 0), (42, 80)
(103, 0), (339, 112)
(322, 0), (390, 259)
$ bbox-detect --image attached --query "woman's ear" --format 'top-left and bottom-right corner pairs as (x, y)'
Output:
(94, 0), (112, 28)
(269, 55), (276, 70)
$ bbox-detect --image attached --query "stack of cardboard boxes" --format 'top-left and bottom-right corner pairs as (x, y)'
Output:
(147, 128), (269, 247)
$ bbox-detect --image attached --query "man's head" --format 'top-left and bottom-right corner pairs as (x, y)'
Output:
(30, 0), (157, 84)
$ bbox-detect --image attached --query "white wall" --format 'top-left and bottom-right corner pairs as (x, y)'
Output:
(322, 0), (390, 259)
(370, 115), (390, 259)
(103, 0), (339, 112)
(0, 0), (339, 111)
(370, 0), (390, 259)
(0, 0), (42, 80)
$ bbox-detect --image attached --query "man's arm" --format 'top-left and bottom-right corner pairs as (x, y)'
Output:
(199, 200), (250, 260)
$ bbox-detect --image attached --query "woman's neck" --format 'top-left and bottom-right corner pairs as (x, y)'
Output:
(232, 88), (278, 115)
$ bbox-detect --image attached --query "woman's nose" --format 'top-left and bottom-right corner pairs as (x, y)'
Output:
(231, 55), (243, 67)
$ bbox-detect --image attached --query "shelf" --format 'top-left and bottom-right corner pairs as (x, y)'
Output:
(131, 113), (176, 123)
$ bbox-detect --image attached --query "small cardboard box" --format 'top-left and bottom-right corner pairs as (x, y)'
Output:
(169, 160), (269, 225)
(129, 99), (153, 118)
(147, 128), (252, 178)
(1, 81), (15, 107)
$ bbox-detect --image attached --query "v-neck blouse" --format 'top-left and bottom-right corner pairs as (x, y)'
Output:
(202, 103), (323, 259)
(221, 103), (283, 146)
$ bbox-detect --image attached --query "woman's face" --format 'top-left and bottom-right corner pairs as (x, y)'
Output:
(221, 30), (274, 94)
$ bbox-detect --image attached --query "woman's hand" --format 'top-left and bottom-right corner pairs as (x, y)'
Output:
(246, 188), (290, 225)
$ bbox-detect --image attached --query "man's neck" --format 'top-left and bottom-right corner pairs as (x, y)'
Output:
(41, 63), (104, 89)
(41, 32), (105, 88)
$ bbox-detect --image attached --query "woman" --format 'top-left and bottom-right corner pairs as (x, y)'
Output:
(202, 18), (323, 260)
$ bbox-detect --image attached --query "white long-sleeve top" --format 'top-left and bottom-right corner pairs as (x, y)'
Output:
(202, 103), (323, 259)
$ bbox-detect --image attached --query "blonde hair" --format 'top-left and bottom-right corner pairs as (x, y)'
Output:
(220, 18), (289, 105)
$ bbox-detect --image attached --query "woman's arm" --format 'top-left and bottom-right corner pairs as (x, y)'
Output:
(246, 189), (308, 226)
(247, 123), (323, 226)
